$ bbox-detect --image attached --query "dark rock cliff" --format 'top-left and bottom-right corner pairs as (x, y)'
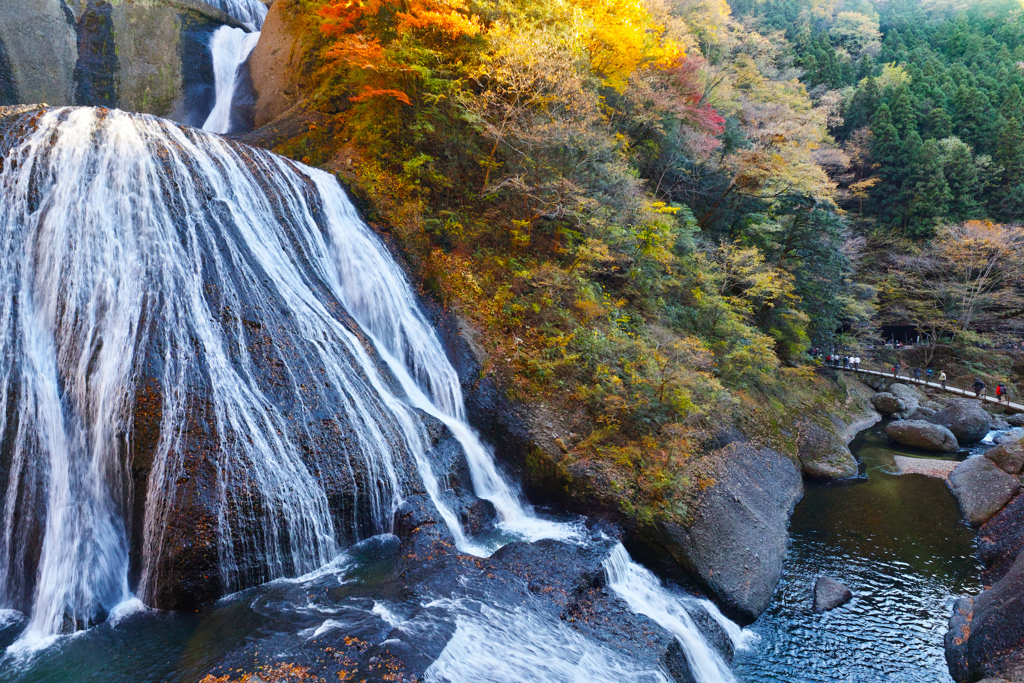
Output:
(0, 0), (242, 122)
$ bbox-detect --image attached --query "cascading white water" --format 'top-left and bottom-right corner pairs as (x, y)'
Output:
(0, 105), (745, 681)
(603, 543), (738, 683)
(206, 0), (268, 32)
(0, 107), (463, 649)
(314, 149), (750, 681)
(203, 26), (260, 135)
(315, 177), (581, 545)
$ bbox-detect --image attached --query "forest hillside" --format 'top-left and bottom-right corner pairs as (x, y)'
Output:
(256, 0), (1024, 526)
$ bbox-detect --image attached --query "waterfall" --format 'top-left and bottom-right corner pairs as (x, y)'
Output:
(310, 172), (581, 546)
(203, 27), (260, 135)
(0, 107), (457, 648)
(0, 106), (743, 681)
(604, 543), (738, 683)
(206, 0), (268, 32)
(201, 0), (267, 135)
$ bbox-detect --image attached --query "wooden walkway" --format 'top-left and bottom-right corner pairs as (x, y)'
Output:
(832, 366), (1024, 414)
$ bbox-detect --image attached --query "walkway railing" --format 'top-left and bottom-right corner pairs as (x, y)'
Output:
(821, 359), (1024, 415)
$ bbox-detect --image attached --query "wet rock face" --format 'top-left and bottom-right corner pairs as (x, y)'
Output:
(979, 494), (1024, 584)
(813, 576), (852, 613)
(0, 0), (235, 121)
(652, 443), (803, 624)
(930, 398), (994, 445)
(885, 420), (960, 453)
(948, 457), (1020, 527)
(946, 552), (1024, 682)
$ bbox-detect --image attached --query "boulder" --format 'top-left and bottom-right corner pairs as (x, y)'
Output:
(886, 420), (960, 452)
(797, 422), (858, 479)
(946, 552), (1024, 682)
(985, 436), (1024, 476)
(813, 576), (853, 613)
(906, 405), (937, 421)
(889, 383), (925, 407)
(871, 392), (907, 416)
(1008, 414), (1024, 428)
(861, 374), (894, 393)
(650, 443), (803, 624)
(948, 457), (1020, 526)
(930, 398), (994, 444)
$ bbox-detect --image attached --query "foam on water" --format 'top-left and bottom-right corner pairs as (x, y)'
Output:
(604, 544), (735, 683)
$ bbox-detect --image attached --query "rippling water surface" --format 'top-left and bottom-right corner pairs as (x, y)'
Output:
(733, 423), (982, 682)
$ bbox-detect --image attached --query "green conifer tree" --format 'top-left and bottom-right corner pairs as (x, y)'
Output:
(903, 138), (952, 237)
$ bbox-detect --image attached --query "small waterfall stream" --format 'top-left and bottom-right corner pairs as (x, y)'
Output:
(0, 105), (747, 680)
(203, 27), (260, 135)
(202, 0), (266, 135)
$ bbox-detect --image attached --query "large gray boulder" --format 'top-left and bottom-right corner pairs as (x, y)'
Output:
(813, 576), (853, 613)
(948, 456), (1020, 526)
(1007, 414), (1024, 428)
(889, 383), (924, 409)
(885, 420), (959, 452)
(906, 405), (937, 421)
(985, 434), (1024, 476)
(797, 422), (858, 479)
(871, 392), (908, 416)
(930, 398), (994, 444)
(947, 552), (1024, 682)
(651, 443), (803, 623)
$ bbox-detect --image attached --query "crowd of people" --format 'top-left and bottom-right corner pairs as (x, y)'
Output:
(807, 348), (1015, 404)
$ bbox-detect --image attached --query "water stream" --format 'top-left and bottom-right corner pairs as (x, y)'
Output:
(201, 0), (266, 135)
(732, 423), (982, 682)
(202, 27), (260, 135)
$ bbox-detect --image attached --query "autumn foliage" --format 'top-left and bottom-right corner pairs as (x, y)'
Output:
(279, 0), (853, 522)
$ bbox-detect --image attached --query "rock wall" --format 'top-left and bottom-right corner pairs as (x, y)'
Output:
(247, 0), (309, 128)
(0, 0), (242, 123)
(947, 433), (1024, 682)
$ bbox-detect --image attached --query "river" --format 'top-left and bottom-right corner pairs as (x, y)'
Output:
(733, 422), (982, 682)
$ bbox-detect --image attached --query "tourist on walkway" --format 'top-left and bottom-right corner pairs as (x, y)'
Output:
(927, 368), (933, 381)
(974, 378), (986, 398)
(913, 367), (921, 381)
(940, 371), (947, 389)
(854, 356), (861, 371)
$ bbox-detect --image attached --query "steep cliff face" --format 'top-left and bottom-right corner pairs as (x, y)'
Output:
(0, 0), (244, 123)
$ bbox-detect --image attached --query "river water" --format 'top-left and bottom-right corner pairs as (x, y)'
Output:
(733, 422), (982, 682)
